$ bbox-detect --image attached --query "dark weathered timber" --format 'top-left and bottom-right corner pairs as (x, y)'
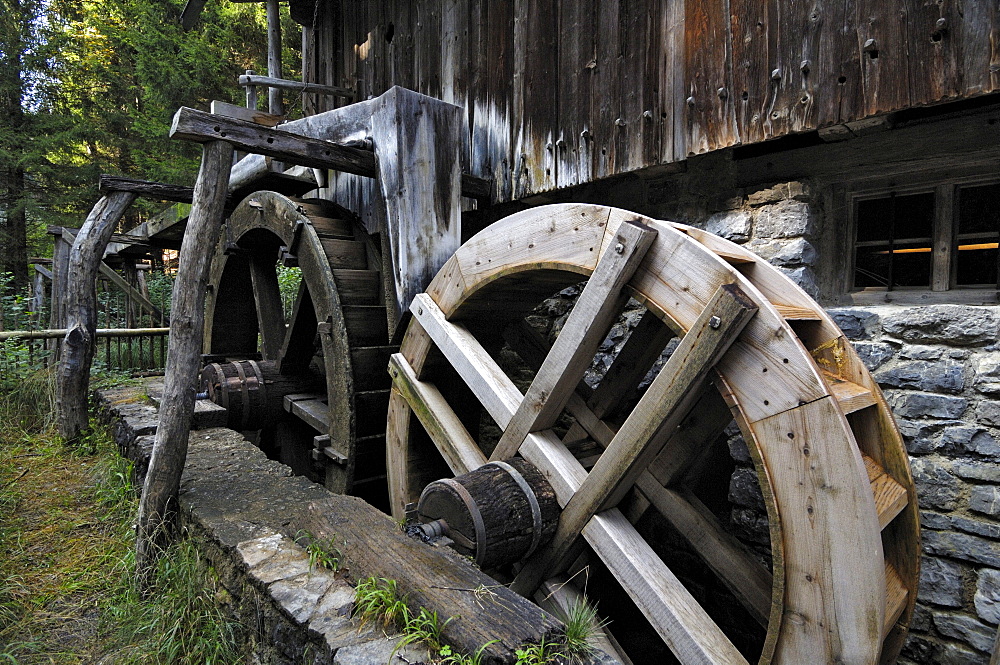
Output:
(200, 359), (322, 431)
(171, 106), (492, 200)
(136, 140), (234, 585)
(56, 192), (137, 443)
(99, 176), (198, 203)
(417, 457), (560, 570)
(238, 74), (356, 100)
(265, 0), (284, 116)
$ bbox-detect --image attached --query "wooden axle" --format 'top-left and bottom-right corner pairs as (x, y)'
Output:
(416, 457), (559, 570)
(200, 359), (322, 431)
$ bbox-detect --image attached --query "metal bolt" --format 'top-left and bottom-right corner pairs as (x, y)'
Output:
(555, 138), (566, 148)
(935, 17), (947, 31)
(642, 110), (653, 120)
(615, 117), (626, 127)
(800, 60), (811, 73)
(709, 316), (721, 329)
(717, 87), (728, 99)
(686, 96), (696, 107)
(391, 368), (398, 377)
(614, 242), (625, 254)
(863, 38), (877, 52)
(417, 306), (423, 316)
(580, 128), (591, 140)
(771, 68), (782, 81)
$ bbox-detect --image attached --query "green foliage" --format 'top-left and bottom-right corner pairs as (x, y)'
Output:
(353, 576), (409, 631)
(276, 264), (302, 321)
(514, 636), (565, 665)
(559, 598), (607, 660)
(295, 529), (343, 573)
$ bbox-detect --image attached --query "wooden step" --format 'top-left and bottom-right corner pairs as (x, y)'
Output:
(863, 454), (909, 530)
(333, 269), (381, 305)
(308, 215), (354, 238)
(884, 561), (908, 640)
(343, 306), (390, 346)
(351, 345), (398, 390)
(822, 371), (878, 414)
(283, 393), (329, 433)
(712, 248), (756, 265)
(320, 237), (367, 270)
(773, 303), (822, 320)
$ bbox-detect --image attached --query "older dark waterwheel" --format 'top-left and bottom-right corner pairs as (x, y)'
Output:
(203, 191), (395, 507)
(386, 204), (920, 665)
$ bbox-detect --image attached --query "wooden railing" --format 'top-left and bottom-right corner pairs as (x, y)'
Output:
(0, 328), (169, 374)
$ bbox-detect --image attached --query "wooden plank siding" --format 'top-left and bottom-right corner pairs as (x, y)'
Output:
(294, 0), (1000, 201)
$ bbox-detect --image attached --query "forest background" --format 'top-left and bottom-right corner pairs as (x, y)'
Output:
(0, 0), (300, 298)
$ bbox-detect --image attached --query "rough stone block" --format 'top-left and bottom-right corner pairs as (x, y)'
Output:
(777, 265), (819, 298)
(953, 461), (1000, 482)
(270, 571), (338, 624)
(970, 485), (1000, 518)
(919, 556), (965, 607)
(934, 612), (998, 653)
(876, 360), (965, 394)
(772, 237), (817, 267)
(937, 640), (990, 664)
(975, 568), (1000, 624)
(705, 210), (752, 243)
(974, 354), (1000, 396)
(889, 392), (967, 420)
(829, 308), (880, 340)
(898, 420), (942, 454)
(920, 510), (952, 530)
(746, 184), (786, 206)
(977, 401), (1000, 428)
(911, 603), (933, 631)
(943, 427), (1000, 458)
(728, 466), (766, 511)
(753, 199), (817, 238)
(923, 530), (1000, 568)
(952, 515), (1000, 540)
(851, 341), (895, 371)
(883, 306), (1000, 346)
(727, 434), (752, 464)
(901, 345), (944, 360)
(332, 639), (429, 665)
(912, 457), (962, 510)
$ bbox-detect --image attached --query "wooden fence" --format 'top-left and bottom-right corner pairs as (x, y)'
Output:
(0, 328), (170, 376)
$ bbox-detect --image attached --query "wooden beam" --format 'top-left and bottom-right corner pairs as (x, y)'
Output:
(99, 175), (196, 203)
(491, 220), (657, 461)
(389, 353), (487, 476)
(179, 0), (207, 30)
(34, 264), (53, 280)
(210, 100), (283, 127)
(511, 284), (758, 596)
(56, 192), (138, 443)
(248, 253), (286, 360)
(136, 140), (235, 586)
(238, 73), (356, 100)
(409, 294), (749, 664)
(171, 106), (492, 200)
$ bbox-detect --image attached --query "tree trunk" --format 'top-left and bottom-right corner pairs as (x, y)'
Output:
(0, 0), (29, 295)
(135, 140), (233, 588)
(56, 192), (137, 443)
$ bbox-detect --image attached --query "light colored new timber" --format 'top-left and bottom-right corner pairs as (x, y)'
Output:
(390, 205), (918, 665)
(864, 455), (910, 530)
(491, 219), (657, 461)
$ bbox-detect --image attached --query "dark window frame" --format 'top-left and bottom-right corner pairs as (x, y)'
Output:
(846, 173), (1000, 305)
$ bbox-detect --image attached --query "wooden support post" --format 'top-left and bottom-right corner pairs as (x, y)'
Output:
(511, 284), (758, 596)
(266, 0), (283, 116)
(135, 140), (234, 585)
(245, 69), (257, 110)
(48, 231), (72, 356)
(371, 87), (466, 335)
(56, 192), (138, 443)
(30, 267), (45, 325)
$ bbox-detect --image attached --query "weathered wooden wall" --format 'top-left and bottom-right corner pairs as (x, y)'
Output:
(293, 0), (1000, 200)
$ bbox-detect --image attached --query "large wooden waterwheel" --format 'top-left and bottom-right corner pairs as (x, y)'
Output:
(386, 204), (919, 665)
(203, 191), (395, 506)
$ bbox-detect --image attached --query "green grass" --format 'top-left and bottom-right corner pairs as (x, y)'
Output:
(0, 372), (244, 664)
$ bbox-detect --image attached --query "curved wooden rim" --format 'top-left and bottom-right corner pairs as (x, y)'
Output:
(203, 191), (359, 489)
(389, 203), (913, 665)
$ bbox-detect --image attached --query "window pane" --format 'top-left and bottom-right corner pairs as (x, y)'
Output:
(856, 192), (934, 243)
(956, 183), (1000, 285)
(854, 192), (934, 288)
(855, 241), (932, 288)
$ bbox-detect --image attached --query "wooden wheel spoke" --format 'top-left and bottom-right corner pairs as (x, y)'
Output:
(389, 353), (487, 475)
(636, 479), (774, 627)
(512, 283), (758, 596)
(490, 220), (657, 461)
(249, 252), (286, 360)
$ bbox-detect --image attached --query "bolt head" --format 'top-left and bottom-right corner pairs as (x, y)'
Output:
(771, 68), (782, 81)
(614, 242), (625, 254)
(709, 315), (722, 329)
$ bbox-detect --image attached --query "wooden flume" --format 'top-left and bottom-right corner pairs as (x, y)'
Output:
(385, 203), (919, 665)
